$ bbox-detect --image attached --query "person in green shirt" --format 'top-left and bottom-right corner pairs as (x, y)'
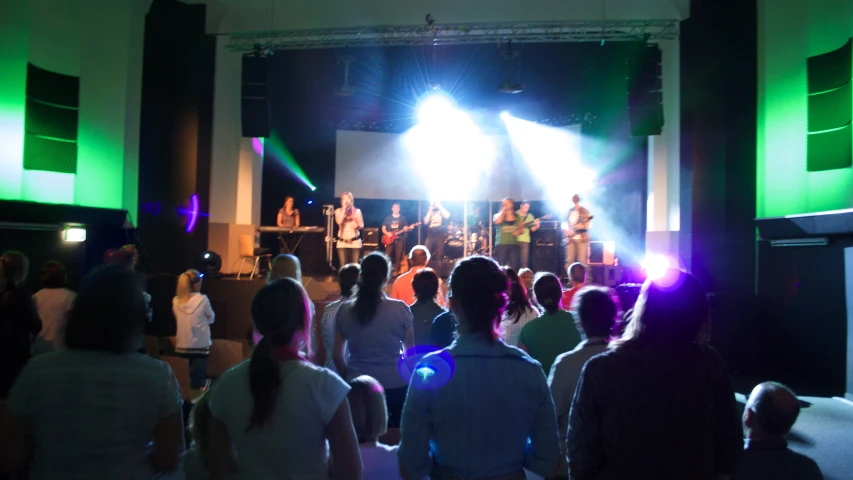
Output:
(493, 198), (521, 270)
(520, 272), (582, 374)
(515, 200), (541, 270)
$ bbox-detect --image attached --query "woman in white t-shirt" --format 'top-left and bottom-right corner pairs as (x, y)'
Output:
(499, 267), (540, 347)
(208, 278), (362, 480)
(348, 375), (402, 480)
(32, 261), (75, 355)
(172, 269), (215, 389)
(334, 252), (414, 428)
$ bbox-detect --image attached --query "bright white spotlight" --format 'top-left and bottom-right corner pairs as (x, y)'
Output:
(642, 254), (670, 280)
(500, 111), (511, 120)
(417, 93), (456, 124)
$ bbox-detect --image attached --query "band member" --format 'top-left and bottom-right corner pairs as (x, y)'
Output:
(564, 194), (591, 268)
(515, 200), (541, 269)
(382, 203), (409, 275)
(423, 200), (450, 268)
(276, 196), (301, 253)
(493, 197), (521, 270)
(334, 192), (364, 267)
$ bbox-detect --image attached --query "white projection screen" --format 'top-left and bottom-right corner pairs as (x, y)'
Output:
(334, 127), (581, 202)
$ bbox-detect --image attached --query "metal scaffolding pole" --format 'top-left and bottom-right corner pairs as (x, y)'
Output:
(226, 20), (678, 52)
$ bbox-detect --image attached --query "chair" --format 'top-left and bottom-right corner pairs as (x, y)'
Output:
(237, 234), (272, 279)
(161, 355), (205, 404)
(206, 339), (244, 379)
(144, 335), (160, 358)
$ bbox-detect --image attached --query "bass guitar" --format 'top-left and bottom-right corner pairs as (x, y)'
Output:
(560, 215), (594, 246)
(382, 222), (421, 246)
(511, 214), (552, 236)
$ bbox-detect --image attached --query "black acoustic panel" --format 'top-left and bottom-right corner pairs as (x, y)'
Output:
(533, 244), (559, 274)
(807, 83), (851, 132)
(22, 133), (77, 173)
(807, 39), (852, 94)
(807, 124), (853, 172)
(26, 63), (79, 107)
(25, 99), (78, 140)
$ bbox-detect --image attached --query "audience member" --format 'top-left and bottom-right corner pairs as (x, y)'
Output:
(568, 268), (743, 479)
(518, 267), (534, 292)
(430, 310), (458, 349)
(500, 266), (540, 347)
(391, 246), (444, 307)
(32, 261), (74, 355)
(334, 252), (414, 428)
(734, 382), (823, 480)
(547, 286), (619, 479)
(208, 278), (361, 479)
(110, 248), (153, 322)
(184, 390), (213, 480)
(348, 375), (403, 480)
(561, 262), (586, 310)
(316, 263), (360, 374)
(519, 273), (581, 374)
(409, 268), (445, 346)
(267, 254), (302, 283)
(173, 269), (215, 390)
(398, 256), (559, 479)
(0, 264), (184, 477)
(0, 251), (41, 399)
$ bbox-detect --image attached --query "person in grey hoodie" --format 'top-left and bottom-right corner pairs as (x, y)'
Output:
(173, 269), (215, 389)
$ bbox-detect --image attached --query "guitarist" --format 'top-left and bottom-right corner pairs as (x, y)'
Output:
(334, 192), (364, 268)
(514, 200), (541, 269)
(382, 203), (409, 275)
(564, 194), (592, 269)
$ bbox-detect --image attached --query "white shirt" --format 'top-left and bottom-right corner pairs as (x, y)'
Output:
(32, 287), (76, 352)
(360, 443), (403, 480)
(208, 360), (350, 479)
(7, 350), (183, 480)
(500, 306), (540, 347)
(320, 297), (350, 374)
(336, 207), (364, 249)
(547, 338), (610, 476)
(172, 293), (215, 351)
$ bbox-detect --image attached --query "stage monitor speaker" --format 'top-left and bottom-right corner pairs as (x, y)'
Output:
(362, 228), (379, 247)
(588, 265), (623, 286)
(241, 55), (270, 138)
(588, 241), (616, 266)
(627, 43), (664, 137)
(533, 244), (559, 274)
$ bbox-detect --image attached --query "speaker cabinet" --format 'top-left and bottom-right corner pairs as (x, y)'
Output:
(533, 244), (559, 274)
(362, 227), (379, 247)
(241, 55), (270, 138)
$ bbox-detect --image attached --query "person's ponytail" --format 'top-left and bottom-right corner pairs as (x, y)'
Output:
(354, 252), (391, 326)
(246, 335), (282, 432)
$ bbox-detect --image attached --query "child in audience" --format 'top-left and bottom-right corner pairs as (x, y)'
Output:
(519, 272), (582, 374)
(173, 269), (215, 389)
(348, 376), (402, 480)
(184, 391), (213, 480)
(207, 278), (362, 479)
(517, 267), (534, 292)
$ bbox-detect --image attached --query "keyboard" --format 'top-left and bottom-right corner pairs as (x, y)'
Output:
(257, 226), (325, 233)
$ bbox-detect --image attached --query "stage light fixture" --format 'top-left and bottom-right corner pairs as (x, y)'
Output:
(497, 82), (523, 94)
(201, 250), (222, 276)
(63, 227), (86, 242)
(416, 92), (456, 124)
(500, 111), (511, 120)
(642, 254), (669, 280)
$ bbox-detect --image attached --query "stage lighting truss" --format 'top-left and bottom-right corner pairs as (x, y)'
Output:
(226, 20), (678, 52)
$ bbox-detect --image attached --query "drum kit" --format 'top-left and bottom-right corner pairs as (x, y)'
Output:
(442, 221), (489, 260)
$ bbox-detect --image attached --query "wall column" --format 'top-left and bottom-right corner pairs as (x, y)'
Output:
(646, 38), (681, 259)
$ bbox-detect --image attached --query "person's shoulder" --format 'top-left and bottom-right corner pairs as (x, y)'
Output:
(215, 360), (251, 385)
(323, 299), (342, 313)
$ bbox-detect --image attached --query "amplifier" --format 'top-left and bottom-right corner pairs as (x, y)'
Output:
(362, 227), (379, 247)
(539, 221), (559, 230)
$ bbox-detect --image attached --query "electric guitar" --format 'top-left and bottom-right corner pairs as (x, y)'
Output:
(382, 222), (421, 246)
(511, 214), (552, 236)
(561, 215), (594, 246)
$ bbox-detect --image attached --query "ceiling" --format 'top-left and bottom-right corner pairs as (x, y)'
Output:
(192, 0), (689, 34)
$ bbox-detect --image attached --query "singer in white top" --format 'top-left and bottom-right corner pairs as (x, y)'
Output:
(334, 191), (365, 267)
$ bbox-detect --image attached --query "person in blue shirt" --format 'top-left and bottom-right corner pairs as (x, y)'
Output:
(398, 255), (560, 480)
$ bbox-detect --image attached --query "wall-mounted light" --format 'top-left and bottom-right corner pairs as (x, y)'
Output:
(64, 227), (86, 242)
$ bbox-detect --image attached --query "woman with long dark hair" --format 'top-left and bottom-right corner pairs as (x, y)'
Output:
(208, 278), (362, 479)
(567, 269), (742, 479)
(333, 252), (414, 428)
(499, 266), (540, 347)
(398, 256), (559, 479)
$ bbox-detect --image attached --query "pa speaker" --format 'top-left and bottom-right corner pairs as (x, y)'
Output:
(241, 55), (270, 138)
(533, 244), (559, 274)
(627, 43), (664, 137)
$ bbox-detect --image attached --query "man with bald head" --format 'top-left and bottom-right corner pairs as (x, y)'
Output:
(734, 382), (823, 480)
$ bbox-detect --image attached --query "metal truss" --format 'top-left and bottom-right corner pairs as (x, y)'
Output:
(226, 20), (679, 52)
